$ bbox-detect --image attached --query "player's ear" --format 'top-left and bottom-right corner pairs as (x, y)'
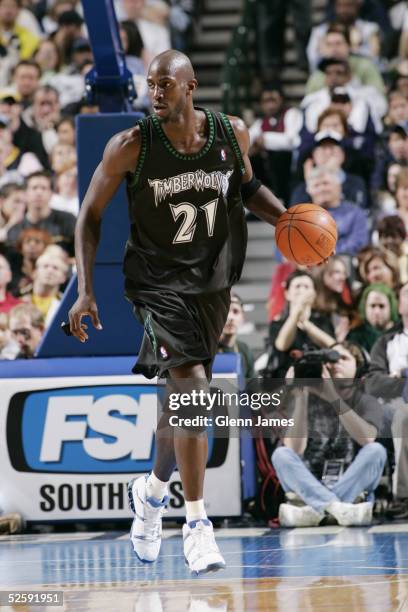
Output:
(187, 79), (198, 95)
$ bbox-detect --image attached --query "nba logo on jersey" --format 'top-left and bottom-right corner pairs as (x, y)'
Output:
(160, 346), (169, 359)
(220, 149), (227, 161)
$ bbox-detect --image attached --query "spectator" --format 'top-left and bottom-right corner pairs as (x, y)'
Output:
(55, 116), (75, 146)
(0, 0), (40, 62)
(218, 292), (255, 378)
(8, 301), (44, 357)
(10, 226), (52, 296)
(116, 0), (171, 64)
(305, 24), (385, 95)
(34, 39), (62, 81)
(395, 167), (408, 235)
(52, 9), (84, 66)
(365, 281), (408, 519)
(9, 60), (42, 109)
(392, 2), (408, 60)
(0, 311), (18, 359)
(50, 142), (76, 175)
(377, 215), (408, 284)
(0, 91), (49, 168)
(42, 0), (77, 36)
(273, 343), (386, 527)
(390, 64), (408, 100)
(119, 20), (149, 111)
(254, 0), (311, 80)
(69, 37), (93, 73)
(347, 283), (399, 353)
(360, 247), (400, 290)
(372, 126), (408, 194)
(47, 56), (87, 109)
(291, 131), (367, 208)
(267, 259), (298, 322)
(306, 167), (369, 255)
(307, 0), (380, 69)
(384, 91), (408, 131)
(23, 250), (68, 326)
(50, 163), (78, 216)
(0, 120), (42, 185)
(7, 171), (76, 255)
(22, 85), (61, 155)
(0, 182), (26, 243)
(265, 270), (335, 379)
(375, 163), (401, 216)
(314, 255), (353, 343)
(249, 85), (302, 203)
(0, 253), (21, 312)
(298, 105), (376, 183)
(301, 58), (386, 134)
(168, 0), (193, 53)
(0, 132), (23, 188)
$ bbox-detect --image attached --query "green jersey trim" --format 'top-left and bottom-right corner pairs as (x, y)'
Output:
(128, 119), (148, 189)
(219, 113), (245, 175)
(151, 108), (215, 161)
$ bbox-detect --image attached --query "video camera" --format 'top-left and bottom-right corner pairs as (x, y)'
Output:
(293, 348), (341, 379)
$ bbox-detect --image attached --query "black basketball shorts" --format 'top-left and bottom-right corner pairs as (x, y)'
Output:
(130, 287), (231, 380)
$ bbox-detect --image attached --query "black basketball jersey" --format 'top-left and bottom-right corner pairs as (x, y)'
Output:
(123, 108), (248, 296)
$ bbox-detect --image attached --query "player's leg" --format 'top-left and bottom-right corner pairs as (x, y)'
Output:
(169, 361), (226, 574)
(128, 383), (176, 563)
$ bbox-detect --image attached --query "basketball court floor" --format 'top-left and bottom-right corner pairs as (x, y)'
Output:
(1, 523), (408, 611)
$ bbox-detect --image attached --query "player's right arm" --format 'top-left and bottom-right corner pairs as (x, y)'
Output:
(68, 127), (141, 342)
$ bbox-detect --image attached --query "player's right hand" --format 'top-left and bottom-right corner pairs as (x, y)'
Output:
(68, 294), (103, 342)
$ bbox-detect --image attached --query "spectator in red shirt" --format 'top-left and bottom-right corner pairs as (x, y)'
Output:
(0, 253), (21, 312)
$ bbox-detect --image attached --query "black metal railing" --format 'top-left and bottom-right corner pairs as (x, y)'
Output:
(221, 0), (256, 115)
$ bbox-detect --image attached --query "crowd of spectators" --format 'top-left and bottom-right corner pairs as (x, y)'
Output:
(0, 0), (194, 359)
(251, 0), (408, 525)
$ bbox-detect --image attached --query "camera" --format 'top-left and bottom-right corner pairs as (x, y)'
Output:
(293, 348), (341, 379)
(321, 459), (345, 488)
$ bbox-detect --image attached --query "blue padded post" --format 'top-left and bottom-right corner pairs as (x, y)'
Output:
(37, 113), (144, 357)
(81, 0), (136, 112)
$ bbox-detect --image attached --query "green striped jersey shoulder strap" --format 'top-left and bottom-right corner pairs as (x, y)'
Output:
(219, 112), (246, 175)
(128, 117), (148, 189)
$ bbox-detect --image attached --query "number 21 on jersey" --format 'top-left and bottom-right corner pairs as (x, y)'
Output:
(169, 199), (218, 244)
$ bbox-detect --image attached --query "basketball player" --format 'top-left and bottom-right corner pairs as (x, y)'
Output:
(68, 50), (286, 574)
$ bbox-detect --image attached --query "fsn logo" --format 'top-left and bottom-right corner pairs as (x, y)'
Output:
(40, 394), (157, 462)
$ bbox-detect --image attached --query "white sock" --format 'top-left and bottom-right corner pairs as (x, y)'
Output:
(185, 499), (207, 523)
(146, 472), (169, 501)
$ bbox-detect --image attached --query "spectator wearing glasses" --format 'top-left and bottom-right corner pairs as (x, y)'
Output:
(8, 301), (44, 358)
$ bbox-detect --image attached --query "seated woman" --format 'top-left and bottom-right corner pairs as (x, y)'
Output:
(265, 270), (336, 379)
(359, 247), (400, 290)
(313, 256), (354, 342)
(347, 283), (399, 353)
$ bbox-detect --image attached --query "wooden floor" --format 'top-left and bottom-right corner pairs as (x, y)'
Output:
(1, 524), (408, 611)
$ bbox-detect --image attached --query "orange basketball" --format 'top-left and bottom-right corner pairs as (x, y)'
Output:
(275, 203), (337, 266)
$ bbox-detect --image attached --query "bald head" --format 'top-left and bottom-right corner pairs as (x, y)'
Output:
(147, 50), (197, 121)
(149, 50), (195, 81)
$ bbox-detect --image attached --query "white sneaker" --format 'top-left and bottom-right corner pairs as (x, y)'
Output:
(279, 503), (324, 527)
(326, 501), (373, 526)
(183, 519), (226, 574)
(128, 475), (168, 563)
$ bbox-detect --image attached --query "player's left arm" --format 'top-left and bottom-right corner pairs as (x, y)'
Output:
(229, 115), (286, 226)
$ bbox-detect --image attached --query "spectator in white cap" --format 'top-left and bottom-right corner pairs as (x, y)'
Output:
(291, 130), (367, 208)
